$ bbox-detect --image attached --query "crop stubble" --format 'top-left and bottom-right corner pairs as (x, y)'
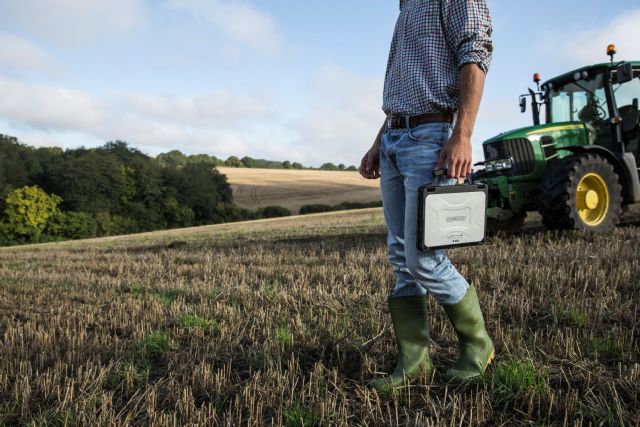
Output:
(0, 209), (638, 426)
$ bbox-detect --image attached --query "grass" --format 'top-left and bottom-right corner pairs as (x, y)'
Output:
(177, 313), (217, 333)
(134, 331), (172, 364)
(275, 326), (295, 347)
(155, 289), (184, 307)
(491, 360), (549, 407)
(0, 208), (638, 425)
(27, 409), (76, 427)
(282, 402), (317, 427)
(552, 302), (588, 327)
(591, 335), (625, 362)
(109, 362), (150, 387)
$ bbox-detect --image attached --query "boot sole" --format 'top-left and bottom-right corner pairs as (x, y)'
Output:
(484, 348), (496, 371)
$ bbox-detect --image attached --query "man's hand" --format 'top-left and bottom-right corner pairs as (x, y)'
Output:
(360, 120), (386, 180)
(436, 63), (486, 179)
(359, 143), (381, 179)
(435, 133), (472, 179)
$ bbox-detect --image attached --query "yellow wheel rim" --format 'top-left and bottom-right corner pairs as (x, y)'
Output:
(576, 173), (609, 226)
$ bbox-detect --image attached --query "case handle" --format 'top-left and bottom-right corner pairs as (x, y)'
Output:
(432, 169), (473, 186)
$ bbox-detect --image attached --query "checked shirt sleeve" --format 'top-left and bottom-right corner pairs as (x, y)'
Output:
(441, 0), (493, 73)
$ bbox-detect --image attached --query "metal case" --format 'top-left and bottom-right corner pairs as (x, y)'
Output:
(417, 182), (488, 250)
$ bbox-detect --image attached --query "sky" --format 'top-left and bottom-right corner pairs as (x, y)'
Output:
(0, 0), (639, 167)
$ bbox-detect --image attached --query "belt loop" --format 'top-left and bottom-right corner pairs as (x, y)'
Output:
(405, 115), (411, 129)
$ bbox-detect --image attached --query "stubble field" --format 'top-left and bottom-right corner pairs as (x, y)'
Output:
(0, 208), (639, 426)
(218, 168), (381, 214)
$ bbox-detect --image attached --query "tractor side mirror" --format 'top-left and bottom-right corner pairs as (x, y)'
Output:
(519, 97), (527, 113)
(615, 63), (633, 84)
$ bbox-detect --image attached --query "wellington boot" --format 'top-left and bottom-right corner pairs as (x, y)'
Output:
(443, 284), (495, 382)
(369, 295), (434, 393)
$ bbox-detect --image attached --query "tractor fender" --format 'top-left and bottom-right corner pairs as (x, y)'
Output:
(558, 145), (640, 203)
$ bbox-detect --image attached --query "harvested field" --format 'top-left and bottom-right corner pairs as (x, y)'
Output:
(0, 208), (639, 425)
(218, 167), (381, 214)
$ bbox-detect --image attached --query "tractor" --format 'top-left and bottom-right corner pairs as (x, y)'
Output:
(475, 45), (640, 233)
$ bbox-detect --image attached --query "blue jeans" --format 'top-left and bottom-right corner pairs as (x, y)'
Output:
(380, 122), (469, 305)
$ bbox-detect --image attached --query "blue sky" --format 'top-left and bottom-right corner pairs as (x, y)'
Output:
(0, 0), (639, 166)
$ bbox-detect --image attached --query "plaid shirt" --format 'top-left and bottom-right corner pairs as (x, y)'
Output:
(382, 0), (493, 116)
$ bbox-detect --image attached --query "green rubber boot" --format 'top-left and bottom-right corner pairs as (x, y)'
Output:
(369, 295), (434, 393)
(443, 284), (495, 382)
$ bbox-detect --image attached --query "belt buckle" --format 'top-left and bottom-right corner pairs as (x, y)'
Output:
(387, 115), (400, 129)
(386, 115), (410, 129)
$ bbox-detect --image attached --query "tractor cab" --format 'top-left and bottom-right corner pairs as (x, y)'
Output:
(477, 45), (640, 234)
(528, 58), (640, 162)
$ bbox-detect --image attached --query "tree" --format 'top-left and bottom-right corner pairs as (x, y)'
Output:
(47, 151), (128, 215)
(320, 163), (338, 171)
(0, 135), (31, 194)
(28, 146), (64, 189)
(300, 204), (333, 214)
(188, 154), (220, 167)
(258, 206), (291, 218)
(163, 163), (233, 225)
(4, 186), (61, 240)
(282, 160), (291, 169)
(101, 140), (144, 162)
(162, 197), (195, 228)
(241, 156), (256, 168)
(225, 156), (243, 167)
(46, 211), (98, 240)
(157, 150), (187, 169)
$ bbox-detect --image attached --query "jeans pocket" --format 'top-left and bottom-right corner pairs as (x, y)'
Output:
(408, 123), (448, 146)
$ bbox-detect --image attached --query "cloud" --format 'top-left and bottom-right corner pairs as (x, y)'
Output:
(167, 0), (282, 56)
(125, 90), (274, 127)
(289, 64), (386, 167)
(0, 33), (58, 76)
(544, 9), (640, 68)
(0, 57), (384, 167)
(0, 0), (146, 44)
(0, 76), (282, 159)
(0, 78), (105, 131)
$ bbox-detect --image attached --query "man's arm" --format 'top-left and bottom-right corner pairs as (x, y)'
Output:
(359, 120), (386, 179)
(438, 0), (493, 178)
(436, 64), (486, 178)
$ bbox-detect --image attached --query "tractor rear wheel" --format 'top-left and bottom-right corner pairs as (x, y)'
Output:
(487, 212), (526, 235)
(538, 154), (622, 232)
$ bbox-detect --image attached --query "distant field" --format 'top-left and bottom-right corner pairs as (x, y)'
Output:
(1, 208), (639, 425)
(218, 167), (381, 213)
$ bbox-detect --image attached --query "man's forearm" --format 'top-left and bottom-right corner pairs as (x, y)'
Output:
(452, 64), (486, 140)
(373, 120), (387, 147)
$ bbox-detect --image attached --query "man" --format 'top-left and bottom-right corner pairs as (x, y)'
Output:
(360, 0), (495, 391)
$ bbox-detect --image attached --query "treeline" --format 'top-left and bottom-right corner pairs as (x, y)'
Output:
(0, 135), (372, 246)
(157, 150), (357, 171)
(0, 136), (261, 245)
(300, 200), (383, 215)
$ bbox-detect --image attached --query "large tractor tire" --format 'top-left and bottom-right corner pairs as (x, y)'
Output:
(538, 154), (622, 233)
(487, 212), (526, 235)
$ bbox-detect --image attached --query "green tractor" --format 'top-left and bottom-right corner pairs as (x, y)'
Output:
(476, 45), (640, 233)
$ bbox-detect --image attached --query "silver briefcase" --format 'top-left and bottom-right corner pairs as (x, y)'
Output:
(417, 170), (488, 250)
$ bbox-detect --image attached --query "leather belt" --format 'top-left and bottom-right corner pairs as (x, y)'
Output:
(386, 112), (454, 129)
